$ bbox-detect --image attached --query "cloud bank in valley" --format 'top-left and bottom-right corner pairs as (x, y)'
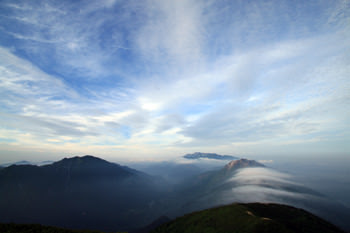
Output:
(0, 0), (349, 161)
(226, 167), (314, 203)
(188, 167), (350, 230)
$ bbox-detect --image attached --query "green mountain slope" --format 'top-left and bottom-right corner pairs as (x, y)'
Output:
(151, 203), (345, 233)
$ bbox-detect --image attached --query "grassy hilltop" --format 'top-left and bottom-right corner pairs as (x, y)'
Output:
(151, 203), (345, 233)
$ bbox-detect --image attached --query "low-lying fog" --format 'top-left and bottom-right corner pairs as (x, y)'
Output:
(223, 166), (349, 231)
(127, 156), (350, 230)
(269, 158), (350, 208)
(128, 158), (229, 184)
(128, 157), (350, 208)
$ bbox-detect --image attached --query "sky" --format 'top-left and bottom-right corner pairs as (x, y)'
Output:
(0, 0), (349, 163)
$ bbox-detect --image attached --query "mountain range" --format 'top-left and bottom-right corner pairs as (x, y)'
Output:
(0, 155), (349, 232)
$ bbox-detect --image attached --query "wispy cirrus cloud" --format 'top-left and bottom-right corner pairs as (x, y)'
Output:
(0, 0), (349, 161)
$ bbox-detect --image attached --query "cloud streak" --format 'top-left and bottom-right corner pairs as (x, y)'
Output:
(0, 0), (349, 161)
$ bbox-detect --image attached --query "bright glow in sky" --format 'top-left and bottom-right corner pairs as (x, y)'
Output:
(0, 0), (349, 162)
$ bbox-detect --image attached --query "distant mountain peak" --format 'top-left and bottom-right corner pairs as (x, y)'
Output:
(54, 155), (110, 166)
(184, 152), (239, 160)
(79, 155), (101, 160)
(62, 155), (102, 161)
(46, 155), (137, 180)
(224, 158), (265, 171)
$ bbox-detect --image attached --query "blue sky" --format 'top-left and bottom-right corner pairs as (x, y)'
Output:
(0, 0), (349, 162)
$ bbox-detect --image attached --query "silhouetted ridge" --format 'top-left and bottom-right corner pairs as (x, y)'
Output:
(52, 155), (113, 167)
(0, 155), (163, 232)
(46, 155), (133, 182)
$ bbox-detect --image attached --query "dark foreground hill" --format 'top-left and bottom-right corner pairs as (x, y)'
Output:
(151, 202), (346, 233)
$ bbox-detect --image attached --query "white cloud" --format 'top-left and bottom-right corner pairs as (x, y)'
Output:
(135, 0), (205, 68)
(229, 167), (293, 184)
(0, 0), (349, 161)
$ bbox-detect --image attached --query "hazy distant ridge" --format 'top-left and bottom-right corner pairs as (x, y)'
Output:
(184, 152), (239, 160)
(0, 160), (54, 167)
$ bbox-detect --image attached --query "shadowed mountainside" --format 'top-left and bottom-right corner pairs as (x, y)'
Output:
(0, 155), (164, 232)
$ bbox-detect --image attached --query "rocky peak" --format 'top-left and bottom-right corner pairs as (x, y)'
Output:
(224, 159), (264, 171)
